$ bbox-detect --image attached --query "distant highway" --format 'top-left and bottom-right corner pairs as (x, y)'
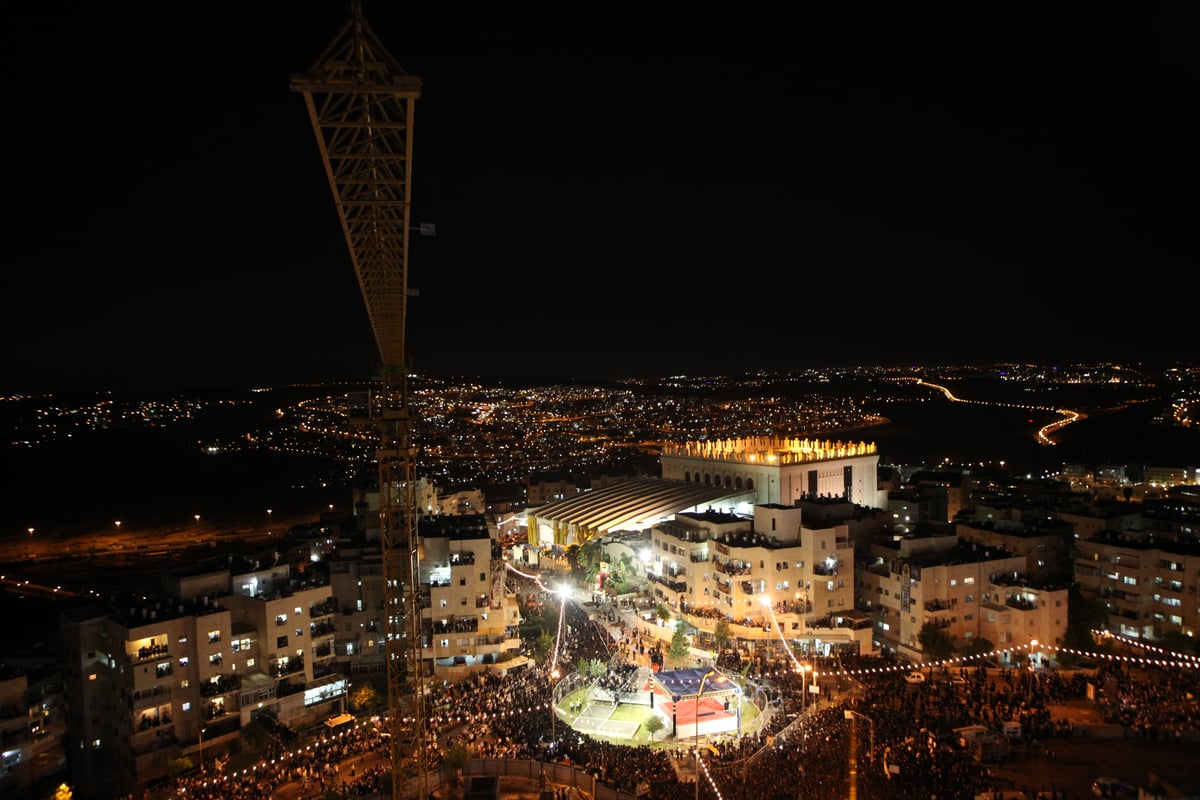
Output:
(915, 377), (1085, 446)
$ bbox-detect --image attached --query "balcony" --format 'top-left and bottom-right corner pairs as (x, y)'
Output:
(432, 617), (478, 634)
(646, 573), (687, 593)
(774, 600), (811, 615)
(1004, 596), (1037, 611)
(128, 642), (170, 664)
(269, 658), (306, 678)
(130, 685), (171, 710)
(132, 731), (177, 758)
(310, 599), (337, 618)
(200, 674), (241, 698)
(203, 701), (232, 722)
(134, 709), (172, 731)
(311, 620), (337, 637)
(924, 599), (951, 613)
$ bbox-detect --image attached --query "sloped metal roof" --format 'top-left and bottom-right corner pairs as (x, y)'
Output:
(529, 478), (747, 536)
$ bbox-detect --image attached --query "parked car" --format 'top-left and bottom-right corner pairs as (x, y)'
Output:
(904, 671), (926, 684)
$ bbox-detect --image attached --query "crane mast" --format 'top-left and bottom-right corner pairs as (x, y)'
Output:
(290, 5), (426, 799)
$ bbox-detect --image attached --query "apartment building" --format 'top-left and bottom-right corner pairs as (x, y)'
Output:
(418, 513), (523, 681)
(0, 668), (62, 800)
(954, 517), (1075, 580)
(860, 534), (1068, 661)
(58, 560), (343, 799)
(645, 503), (871, 656)
(1074, 529), (1200, 641)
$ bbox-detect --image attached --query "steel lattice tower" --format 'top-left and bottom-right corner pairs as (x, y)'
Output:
(290, 5), (426, 799)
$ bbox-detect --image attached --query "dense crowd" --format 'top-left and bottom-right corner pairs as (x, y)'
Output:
(138, 582), (1200, 800)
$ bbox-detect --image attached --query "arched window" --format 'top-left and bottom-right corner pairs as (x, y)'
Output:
(704, 473), (712, 486)
(746, 478), (754, 491)
(724, 475), (732, 489)
(735, 477), (743, 490)
(684, 471), (692, 483)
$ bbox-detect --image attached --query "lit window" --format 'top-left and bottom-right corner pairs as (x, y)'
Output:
(182, 702), (191, 712)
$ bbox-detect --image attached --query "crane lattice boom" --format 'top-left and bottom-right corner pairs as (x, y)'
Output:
(290, 4), (426, 799)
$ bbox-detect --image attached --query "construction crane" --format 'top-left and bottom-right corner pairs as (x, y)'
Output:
(290, 5), (427, 799)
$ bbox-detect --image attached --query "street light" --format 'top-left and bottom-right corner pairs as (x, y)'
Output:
(114, 520), (121, 532)
(198, 726), (206, 773)
(844, 709), (876, 800)
(1027, 639), (1040, 702)
(194, 514), (201, 526)
(799, 663), (815, 712)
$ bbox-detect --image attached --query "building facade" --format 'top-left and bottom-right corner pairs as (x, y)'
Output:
(644, 504), (870, 656)
(1074, 529), (1200, 641)
(859, 535), (1069, 661)
(660, 436), (885, 509)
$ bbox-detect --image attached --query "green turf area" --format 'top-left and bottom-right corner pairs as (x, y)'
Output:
(556, 691), (761, 747)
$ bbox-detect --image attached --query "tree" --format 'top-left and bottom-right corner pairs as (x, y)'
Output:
(445, 741), (471, 778)
(605, 552), (636, 595)
(713, 618), (732, 654)
(1160, 631), (1199, 657)
(643, 715), (665, 741)
(577, 540), (602, 585)
(536, 630), (556, 661)
(667, 619), (692, 668)
(917, 622), (955, 668)
(228, 712), (289, 773)
(1062, 586), (1109, 651)
(963, 636), (994, 657)
(579, 657), (607, 680)
(351, 682), (379, 713)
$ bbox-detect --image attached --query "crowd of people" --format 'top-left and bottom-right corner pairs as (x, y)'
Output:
(140, 579), (1200, 800)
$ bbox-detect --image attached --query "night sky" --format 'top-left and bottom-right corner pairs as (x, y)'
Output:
(4, 4), (1197, 392)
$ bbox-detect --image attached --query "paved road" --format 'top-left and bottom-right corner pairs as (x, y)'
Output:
(987, 732), (1199, 799)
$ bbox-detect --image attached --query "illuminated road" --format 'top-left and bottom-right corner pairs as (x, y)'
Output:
(914, 377), (1086, 446)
